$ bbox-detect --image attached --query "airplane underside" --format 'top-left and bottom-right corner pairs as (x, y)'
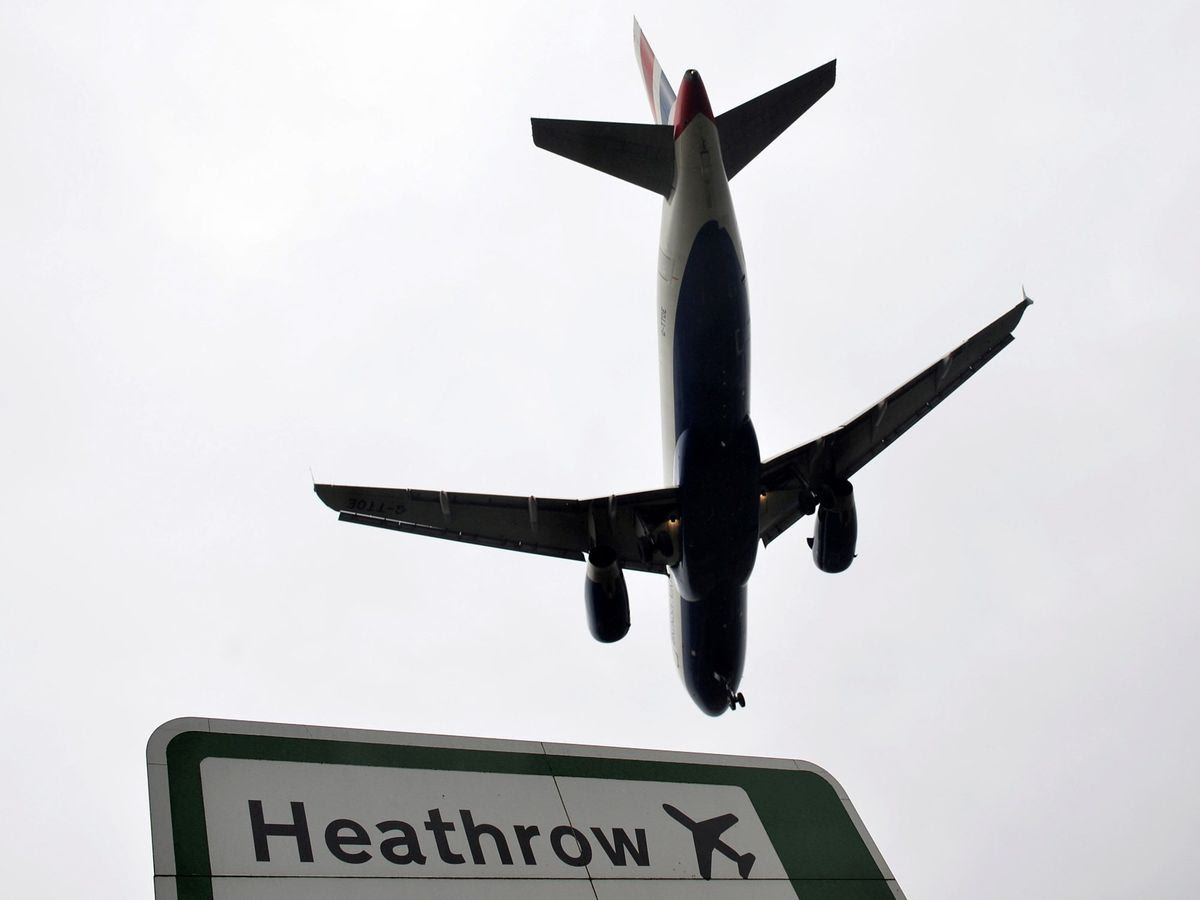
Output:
(313, 20), (1031, 716)
(665, 209), (757, 713)
(674, 582), (749, 715)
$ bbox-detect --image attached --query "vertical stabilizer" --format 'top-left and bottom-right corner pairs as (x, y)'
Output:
(633, 18), (677, 125)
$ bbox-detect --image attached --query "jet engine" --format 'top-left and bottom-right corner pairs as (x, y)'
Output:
(809, 480), (857, 573)
(584, 546), (630, 642)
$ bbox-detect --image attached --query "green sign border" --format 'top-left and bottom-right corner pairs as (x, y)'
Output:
(153, 722), (899, 900)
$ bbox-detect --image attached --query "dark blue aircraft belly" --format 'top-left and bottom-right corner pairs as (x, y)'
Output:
(673, 219), (750, 438)
(679, 584), (748, 715)
(671, 219), (759, 714)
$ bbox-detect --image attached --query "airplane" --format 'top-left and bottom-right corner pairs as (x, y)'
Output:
(314, 20), (1032, 716)
(662, 803), (755, 880)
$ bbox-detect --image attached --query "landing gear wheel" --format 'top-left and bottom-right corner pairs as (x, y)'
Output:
(715, 673), (746, 711)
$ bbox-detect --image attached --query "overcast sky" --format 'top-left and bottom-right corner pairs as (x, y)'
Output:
(3, 1), (1198, 897)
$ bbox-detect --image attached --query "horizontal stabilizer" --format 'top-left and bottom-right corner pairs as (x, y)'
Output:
(531, 118), (675, 195)
(717, 60), (836, 180)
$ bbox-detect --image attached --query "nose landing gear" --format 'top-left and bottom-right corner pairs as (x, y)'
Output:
(714, 673), (746, 710)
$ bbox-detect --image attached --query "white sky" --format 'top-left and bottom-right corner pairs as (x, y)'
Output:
(3, 1), (1198, 897)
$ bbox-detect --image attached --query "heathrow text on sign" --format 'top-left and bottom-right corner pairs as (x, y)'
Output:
(148, 718), (904, 899)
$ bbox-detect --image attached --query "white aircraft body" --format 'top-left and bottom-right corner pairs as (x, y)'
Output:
(316, 22), (1031, 715)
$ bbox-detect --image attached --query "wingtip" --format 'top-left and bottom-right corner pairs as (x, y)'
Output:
(1007, 293), (1034, 332)
(529, 117), (549, 148)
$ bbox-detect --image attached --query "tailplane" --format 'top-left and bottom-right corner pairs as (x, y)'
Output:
(530, 118), (674, 196)
(525, 19), (680, 196)
(717, 60), (836, 179)
(530, 24), (835, 193)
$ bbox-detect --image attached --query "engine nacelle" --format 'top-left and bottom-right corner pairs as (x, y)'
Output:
(584, 547), (630, 642)
(810, 480), (857, 573)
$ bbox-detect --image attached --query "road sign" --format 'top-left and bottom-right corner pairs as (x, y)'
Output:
(148, 718), (903, 899)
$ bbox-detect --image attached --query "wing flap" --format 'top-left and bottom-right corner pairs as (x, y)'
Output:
(316, 483), (588, 549)
(758, 488), (816, 548)
(337, 512), (587, 562)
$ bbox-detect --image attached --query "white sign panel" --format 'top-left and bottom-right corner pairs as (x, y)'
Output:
(148, 718), (903, 899)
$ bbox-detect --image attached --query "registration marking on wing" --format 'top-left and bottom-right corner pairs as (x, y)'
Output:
(343, 497), (406, 517)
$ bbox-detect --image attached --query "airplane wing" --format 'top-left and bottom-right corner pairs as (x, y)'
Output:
(662, 804), (738, 835)
(696, 813), (739, 835)
(758, 296), (1032, 546)
(314, 483), (679, 574)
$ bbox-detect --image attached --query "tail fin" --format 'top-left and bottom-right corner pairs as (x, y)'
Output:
(737, 852), (756, 880)
(531, 31), (833, 195)
(717, 60), (836, 179)
(633, 18), (676, 125)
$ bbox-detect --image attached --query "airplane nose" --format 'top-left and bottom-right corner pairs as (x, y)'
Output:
(690, 681), (735, 716)
(673, 69), (714, 138)
(683, 650), (745, 717)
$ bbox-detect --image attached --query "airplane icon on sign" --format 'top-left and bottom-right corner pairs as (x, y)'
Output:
(662, 803), (756, 880)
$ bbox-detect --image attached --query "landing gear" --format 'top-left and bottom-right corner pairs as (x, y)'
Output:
(713, 673), (746, 711)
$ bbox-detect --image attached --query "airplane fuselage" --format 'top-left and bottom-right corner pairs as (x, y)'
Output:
(659, 72), (759, 714)
(315, 41), (1029, 718)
